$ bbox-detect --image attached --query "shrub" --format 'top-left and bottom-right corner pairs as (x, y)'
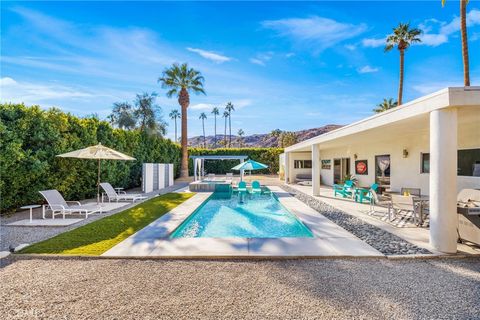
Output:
(0, 103), (181, 213)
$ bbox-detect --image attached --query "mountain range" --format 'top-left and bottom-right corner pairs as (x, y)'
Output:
(187, 124), (343, 148)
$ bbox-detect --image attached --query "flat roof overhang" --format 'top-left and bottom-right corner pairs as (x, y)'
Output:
(285, 87), (480, 152)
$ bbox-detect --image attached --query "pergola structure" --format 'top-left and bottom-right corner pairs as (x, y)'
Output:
(190, 155), (248, 181)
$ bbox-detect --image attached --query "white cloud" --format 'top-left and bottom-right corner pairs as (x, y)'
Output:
(362, 37), (385, 48)
(285, 52), (295, 58)
(0, 76), (97, 105)
(249, 52), (273, 66)
(186, 47), (232, 63)
(344, 44), (356, 51)
(190, 103), (215, 110)
(262, 16), (367, 51)
(249, 58), (265, 66)
(419, 9), (480, 47)
(357, 65), (379, 74)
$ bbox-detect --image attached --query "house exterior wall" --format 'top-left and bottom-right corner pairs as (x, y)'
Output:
(316, 125), (479, 194)
(287, 152), (312, 183)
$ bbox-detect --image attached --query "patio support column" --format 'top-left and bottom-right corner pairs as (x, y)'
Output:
(429, 108), (458, 253)
(312, 144), (320, 196)
(284, 152), (290, 184)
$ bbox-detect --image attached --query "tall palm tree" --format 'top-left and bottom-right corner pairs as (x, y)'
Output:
(158, 63), (205, 178)
(211, 107), (219, 148)
(442, 0), (470, 86)
(237, 129), (245, 147)
(222, 110), (229, 147)
(169, 109), (181, 142)
(385, 23), (422, 105)
(373, 98), (398, 113)
(225, 102), (235, 147)
(199, 112), (207, 148)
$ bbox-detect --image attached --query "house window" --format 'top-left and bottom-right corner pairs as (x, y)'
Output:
(421, 153), (430, 173)
(294, 160), (312, 169)
(420, 149), (480, 176)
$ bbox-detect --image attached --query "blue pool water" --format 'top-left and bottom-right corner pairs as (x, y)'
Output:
(170, 191), (314, 238)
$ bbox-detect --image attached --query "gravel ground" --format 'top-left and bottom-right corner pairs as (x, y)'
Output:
(0, 183), (188, 251)
(1, 257), (479, 319)
(281, 185), (431, 255)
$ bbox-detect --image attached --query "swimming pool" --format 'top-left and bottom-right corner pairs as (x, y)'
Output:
(170, 190), (314, 238)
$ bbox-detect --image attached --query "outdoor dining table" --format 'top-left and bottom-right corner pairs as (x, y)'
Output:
(383, 191), (429, 225)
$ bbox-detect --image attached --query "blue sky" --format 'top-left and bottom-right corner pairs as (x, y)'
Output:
(1, 1), (479, 139)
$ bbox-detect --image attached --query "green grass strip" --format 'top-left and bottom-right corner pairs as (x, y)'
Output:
(19, 192), (195, 256)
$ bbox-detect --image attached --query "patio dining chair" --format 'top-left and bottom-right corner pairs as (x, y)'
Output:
(369, 189), (392, 215)
(389, 194), (416, 222)
(39, 189), (101, 219)
(401, 187), (421, 197)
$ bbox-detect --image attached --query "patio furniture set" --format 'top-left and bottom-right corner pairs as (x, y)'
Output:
(333, 181), (429, 226)
(35, 183), (146, 220)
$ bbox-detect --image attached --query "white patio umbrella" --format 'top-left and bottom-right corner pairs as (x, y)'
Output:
(57, 143), (136, 203)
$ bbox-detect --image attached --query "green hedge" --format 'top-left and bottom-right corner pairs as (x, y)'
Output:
(0, 103), (181, 214)
(188, 147), (283, 175)
(0, 104), (283, 213)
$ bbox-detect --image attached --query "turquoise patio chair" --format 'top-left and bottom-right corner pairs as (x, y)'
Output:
(251, 181), (262, 193)
(355, 183), (379, 203)
(237, 181), (248, 193)
(333, 180), (354, 198)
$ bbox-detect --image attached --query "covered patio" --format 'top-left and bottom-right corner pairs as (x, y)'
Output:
(282, 87), (480, 253)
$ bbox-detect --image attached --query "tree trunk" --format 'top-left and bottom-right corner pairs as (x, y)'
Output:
(398, 48), (405, 105)
(202, 119), (206, 148)
(174, 118), (177, 143)
(214, 115), (217, 148)
(224, 117), (227, 147)
(178, 88), (190, 178)
(228, 115), (232, 148)
(460, 0), (470, 86)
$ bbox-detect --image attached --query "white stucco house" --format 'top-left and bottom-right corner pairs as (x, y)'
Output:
(280, 87), (480, 253)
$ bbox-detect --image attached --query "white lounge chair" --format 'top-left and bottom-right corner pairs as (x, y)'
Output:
(100, 182), (146, 202)
(39, 189), (101, 219)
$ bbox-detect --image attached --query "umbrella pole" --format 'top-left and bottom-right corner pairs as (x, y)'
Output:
(97, 159), (101, 204)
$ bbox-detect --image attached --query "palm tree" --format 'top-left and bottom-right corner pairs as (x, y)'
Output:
(211, 107), (219, 148)
(133, 92), (167, 135)
(442, 0), (470, 86)
(385, 23), (422, 105)
(237, 129), (245, 147)
(225, 102), (235, 147)
(222, 110), (229, 147)
(158, 63), (205, 178)
(373, 98), (398, 113)
(199, 112), (207, 148)
(169, 109), (181, 143)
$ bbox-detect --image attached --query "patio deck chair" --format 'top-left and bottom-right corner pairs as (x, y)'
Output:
(389, 194), (416, 222)
(251, 181), (262, 193)
(333, 180), (354, 198)
(100, 182), (145, 202)
(237, 181), (248, 193)
(39, 190), (101, 219)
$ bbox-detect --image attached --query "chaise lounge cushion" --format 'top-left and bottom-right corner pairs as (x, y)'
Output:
(295, 174), (312, 182)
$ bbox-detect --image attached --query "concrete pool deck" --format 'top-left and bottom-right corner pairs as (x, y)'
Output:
(102, 186), (383, 257)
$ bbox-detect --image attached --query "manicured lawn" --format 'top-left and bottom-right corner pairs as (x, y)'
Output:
(19, 192), (195, 255)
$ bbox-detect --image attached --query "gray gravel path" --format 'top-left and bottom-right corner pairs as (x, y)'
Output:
(281, 185), (431, 255)
(1, 257), (479, 319)
(0, 183), (188, 251)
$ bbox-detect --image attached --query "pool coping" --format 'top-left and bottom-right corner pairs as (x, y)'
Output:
(102, 186), (383, 257)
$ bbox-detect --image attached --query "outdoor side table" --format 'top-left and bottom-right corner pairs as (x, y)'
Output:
(21, 204), (41, 223)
